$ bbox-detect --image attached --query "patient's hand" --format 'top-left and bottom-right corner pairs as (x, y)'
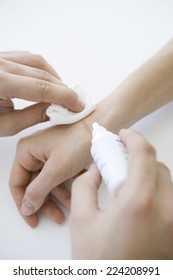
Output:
(9, 120), (92, 227)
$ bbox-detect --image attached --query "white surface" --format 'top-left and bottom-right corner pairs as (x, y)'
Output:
(46, 84), (96, 124)
(0, 0), (173, 260)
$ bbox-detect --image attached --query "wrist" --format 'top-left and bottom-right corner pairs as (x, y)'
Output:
(81, 90), (132, 136)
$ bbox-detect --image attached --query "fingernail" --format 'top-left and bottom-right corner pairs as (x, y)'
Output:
(78, 101), (85, 110)
(21, 200), (34, 216)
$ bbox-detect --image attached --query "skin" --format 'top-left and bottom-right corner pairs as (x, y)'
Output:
(70, 130), (173, 260)
(9, 39), (173, 227)
(0, 51), (83, 136)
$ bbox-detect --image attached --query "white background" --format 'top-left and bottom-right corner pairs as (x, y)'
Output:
(0, 0), (173, 259)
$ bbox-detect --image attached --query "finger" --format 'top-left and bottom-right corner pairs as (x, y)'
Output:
(51, 184), (71, 208)
(41, 195), (65, 224)
(51, 170), (88, 208)
(9, 159), (43, 227)
(0, 52), (60, 79)
(20, 163), (101, 218)
(155, 162), (173, 220)
(72, 169), (88, 180)
(119, 129), (157, 196)
(0, 99), (14, 115)
(1, 72), (84, 112)
(0, 57), (64, 86)
(71, 164), (102, 219)
(156, 162), (173, 192)
(0, 102), (49, 136)
(20, 157), (64, 216)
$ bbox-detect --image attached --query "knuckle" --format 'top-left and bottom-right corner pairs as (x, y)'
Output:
(36, 79), (51, 101)
(39, 69), (52, 82)
(32, 54), (47, 69)
(157, 162), (170, 174)
(131, 191), (154, 217)
(9, 175), (20, 194)
(25, 187), (41, 203)
(142, 142), (156, 157)
(17, 137), (27, 150)
(15, 136), (29, 155)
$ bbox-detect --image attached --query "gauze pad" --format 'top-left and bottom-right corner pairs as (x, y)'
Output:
(46, 84), (96, 125)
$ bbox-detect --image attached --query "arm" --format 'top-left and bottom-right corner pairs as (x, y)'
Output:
(9, 39), (173, 227)
(84, 38), (173, 134)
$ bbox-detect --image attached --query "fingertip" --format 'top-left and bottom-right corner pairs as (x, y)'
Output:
(55, 214), (65, 224)
(66, 87), (85, 112)
(23, 214), (38, 228)
(71, 98), (85, 112)
(45, 210), (65, 225)
(41, 198), (66, 224)
(87, 163), (102, 188)
(78, 100), (85, 111)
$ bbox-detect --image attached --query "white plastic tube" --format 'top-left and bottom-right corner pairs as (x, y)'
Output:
(90, 122), (128, 196)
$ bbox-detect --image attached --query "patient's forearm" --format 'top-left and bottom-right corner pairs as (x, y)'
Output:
(84, 39), (173, 133)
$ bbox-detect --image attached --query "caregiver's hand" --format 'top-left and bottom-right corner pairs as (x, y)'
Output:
(9, 121), (92, 227)
(0, 51), (83, 136)
(70, 130), (173, 259)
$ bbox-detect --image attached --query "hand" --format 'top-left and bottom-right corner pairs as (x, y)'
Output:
(9, 120), (92, 227)
(70, 130), (173, 259)
(0, 51), (83, 136)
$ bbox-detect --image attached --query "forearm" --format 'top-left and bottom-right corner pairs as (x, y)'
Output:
(84, 39), (173, 134)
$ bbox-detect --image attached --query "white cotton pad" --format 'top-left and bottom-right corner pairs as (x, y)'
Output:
(46, 84), (96, 125)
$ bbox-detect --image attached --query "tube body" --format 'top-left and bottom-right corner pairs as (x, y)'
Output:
(91, 123), (127, 195)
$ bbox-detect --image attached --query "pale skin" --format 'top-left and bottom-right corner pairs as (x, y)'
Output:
(9, 39), (173, 228)
(0, 51), (83, 136)
(70, 130), (173, 260)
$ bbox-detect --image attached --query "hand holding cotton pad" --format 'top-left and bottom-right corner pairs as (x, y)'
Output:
(46, 84), (96, 125)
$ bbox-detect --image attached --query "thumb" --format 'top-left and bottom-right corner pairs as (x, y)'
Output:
(0, 102), (49, 136)
(71, 164), (102, 220)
